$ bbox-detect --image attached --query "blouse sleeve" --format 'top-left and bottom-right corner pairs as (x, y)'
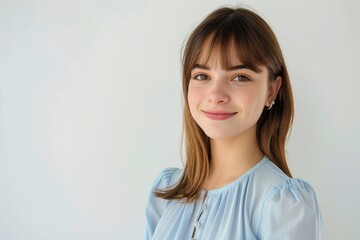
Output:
(144, 168), (178, 240)
(257, 179), (322, 240)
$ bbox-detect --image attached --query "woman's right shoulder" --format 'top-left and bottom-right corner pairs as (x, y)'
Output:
(151, 167), (183, 190)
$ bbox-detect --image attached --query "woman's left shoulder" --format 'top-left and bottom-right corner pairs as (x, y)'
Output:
(255, 158), (320, 204)
(256, 177), (323, 239)
(268, 177), (321, 210)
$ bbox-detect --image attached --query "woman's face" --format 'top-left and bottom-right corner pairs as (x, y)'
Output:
(187, 39), (279, 140)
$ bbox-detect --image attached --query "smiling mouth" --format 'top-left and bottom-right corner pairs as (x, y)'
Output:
(203, 111), (237, 120)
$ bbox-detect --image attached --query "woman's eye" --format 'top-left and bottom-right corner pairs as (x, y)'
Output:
(233, 75), (251, 82)
(194, 74), (209, 81)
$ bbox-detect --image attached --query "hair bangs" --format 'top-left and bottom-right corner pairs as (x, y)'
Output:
(191, 19), (270, 74)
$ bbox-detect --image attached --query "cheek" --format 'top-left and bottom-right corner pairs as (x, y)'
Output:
(235, 87), (267, 116)
(187, 84), (203, 111)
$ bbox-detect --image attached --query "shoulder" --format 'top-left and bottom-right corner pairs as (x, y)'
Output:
(253, 160), (322, 239)
(247, 158), (292, 200)
(261, 178), (321, 217)
(150, 167), (183, 191)
(254, 159), (320, 208)
(253, 158), (290, 184)
(145, 167), (183, 238)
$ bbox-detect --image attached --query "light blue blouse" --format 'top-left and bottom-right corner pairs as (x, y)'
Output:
(145, 156), (322, 239)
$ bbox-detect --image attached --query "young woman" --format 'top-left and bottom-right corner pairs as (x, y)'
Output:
(145, 6), (322, 240)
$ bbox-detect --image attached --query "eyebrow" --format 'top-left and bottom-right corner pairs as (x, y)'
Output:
(192, 63), (251, 71)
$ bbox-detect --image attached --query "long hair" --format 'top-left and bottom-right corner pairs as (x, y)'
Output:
(156, 7), (294, 202)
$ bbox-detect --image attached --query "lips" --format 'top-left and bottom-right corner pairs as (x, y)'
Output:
(203, 110), (237, 120)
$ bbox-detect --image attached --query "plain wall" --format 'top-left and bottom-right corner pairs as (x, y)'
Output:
(1, 0), (359, 239)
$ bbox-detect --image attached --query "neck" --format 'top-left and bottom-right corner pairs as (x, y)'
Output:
(204, 125), (264, 190)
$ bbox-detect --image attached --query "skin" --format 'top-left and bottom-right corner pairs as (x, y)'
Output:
(188, 39), (282, 190)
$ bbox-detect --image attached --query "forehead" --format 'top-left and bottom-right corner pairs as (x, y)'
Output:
(197, 38), (239, 66)
(195, 36), (261, 72)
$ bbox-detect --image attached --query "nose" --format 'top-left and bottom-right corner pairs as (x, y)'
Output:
(207, 80), (230, 104)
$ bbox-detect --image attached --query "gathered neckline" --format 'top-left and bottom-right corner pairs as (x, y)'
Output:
(200, 156), (269, 196)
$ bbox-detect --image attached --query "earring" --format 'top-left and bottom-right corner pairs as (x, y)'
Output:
(266, 100), (275, 110)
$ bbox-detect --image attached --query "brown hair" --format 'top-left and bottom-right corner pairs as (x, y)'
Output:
(156, 7), (294, 202)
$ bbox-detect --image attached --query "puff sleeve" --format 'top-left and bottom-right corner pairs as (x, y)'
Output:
(257, 179), (322, 240)
(144, 168), (178, 240)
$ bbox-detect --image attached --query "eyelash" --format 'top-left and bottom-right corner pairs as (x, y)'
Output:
(193, 74), (209, 81)
(233, 75), (251, 82)
(192, 74), (251, 82)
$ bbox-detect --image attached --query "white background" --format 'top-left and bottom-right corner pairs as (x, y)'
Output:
(1, 0), (359, 239)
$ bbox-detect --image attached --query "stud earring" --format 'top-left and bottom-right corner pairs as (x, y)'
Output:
(266, 100), (275, 110)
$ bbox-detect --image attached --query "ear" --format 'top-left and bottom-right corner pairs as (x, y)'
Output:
(265, 76), (282, 107)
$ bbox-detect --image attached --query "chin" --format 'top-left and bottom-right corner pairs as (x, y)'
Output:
(203, 130), (238, 140)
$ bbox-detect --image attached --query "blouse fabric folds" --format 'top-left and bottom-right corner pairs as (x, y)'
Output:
(145, 156), (322, 239)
